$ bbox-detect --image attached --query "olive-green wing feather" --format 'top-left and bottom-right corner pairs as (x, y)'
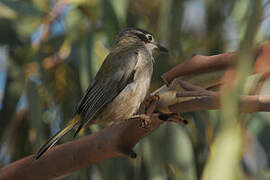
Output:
(74, 49), (138, 135)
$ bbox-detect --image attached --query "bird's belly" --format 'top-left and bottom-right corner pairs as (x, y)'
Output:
(95, 76), (151, 124)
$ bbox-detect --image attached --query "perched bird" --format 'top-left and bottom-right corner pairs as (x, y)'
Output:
(35, 28), (168, 160)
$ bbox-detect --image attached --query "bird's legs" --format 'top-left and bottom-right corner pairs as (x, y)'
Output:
(131, 94), (159, 128)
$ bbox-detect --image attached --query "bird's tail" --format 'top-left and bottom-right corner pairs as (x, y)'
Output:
(35, 115), (80, 160)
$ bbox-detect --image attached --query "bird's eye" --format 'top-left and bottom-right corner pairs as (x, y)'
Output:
(146, 34), (154, 42)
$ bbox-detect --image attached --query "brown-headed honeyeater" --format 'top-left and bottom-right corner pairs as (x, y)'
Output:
(35, 28), (168, 160)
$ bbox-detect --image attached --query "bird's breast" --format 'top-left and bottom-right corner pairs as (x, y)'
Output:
(95, 54), (153, 124)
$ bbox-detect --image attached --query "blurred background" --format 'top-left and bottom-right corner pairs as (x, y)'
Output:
(0, 0), (270, 179)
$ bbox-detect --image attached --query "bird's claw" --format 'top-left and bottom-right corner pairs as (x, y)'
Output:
(143, 94), (159, 115)
(131, 114), (152, 129)
(140, 115), (151, 128)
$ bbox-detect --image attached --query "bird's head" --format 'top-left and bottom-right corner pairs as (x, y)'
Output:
(115, 28), (168, 53)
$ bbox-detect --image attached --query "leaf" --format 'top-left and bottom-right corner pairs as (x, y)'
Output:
(0, 2), (17, 19)
(26, 78), (43, 148)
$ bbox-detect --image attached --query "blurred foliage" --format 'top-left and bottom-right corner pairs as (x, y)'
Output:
(0, 0), (270, 179)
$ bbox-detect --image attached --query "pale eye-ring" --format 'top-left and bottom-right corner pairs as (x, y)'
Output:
(146, 34), (154, 42)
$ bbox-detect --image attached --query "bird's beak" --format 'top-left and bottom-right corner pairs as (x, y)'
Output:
(157, 44), (168, 52)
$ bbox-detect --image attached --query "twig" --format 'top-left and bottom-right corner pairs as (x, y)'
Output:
(170, 93), (270, 113)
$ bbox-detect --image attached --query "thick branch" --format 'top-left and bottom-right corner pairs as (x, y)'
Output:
(0, 117), (163, 180)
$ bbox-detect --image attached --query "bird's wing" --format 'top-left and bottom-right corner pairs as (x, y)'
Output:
(74, 49), (138, 135)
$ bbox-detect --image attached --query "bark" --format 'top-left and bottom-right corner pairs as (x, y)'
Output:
(0, 117), (163, 180)
(169, 94), (270, 113)
(162, 53), (237, 85)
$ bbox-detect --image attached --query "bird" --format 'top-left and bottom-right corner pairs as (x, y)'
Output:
(35, 28), (168, 160)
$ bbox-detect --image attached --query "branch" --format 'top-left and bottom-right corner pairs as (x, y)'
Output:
(161, 53), (237, 85)
(0, 117), (163, 180)
(155, 80), (270, 113)
(161, 43), (268, 86)
(171, 93), (270, 113)
(172, 80), (270, 112)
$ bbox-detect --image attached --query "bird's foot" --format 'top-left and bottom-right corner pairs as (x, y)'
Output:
(143, 95), (159, 115)
(131, 114), (152, 129)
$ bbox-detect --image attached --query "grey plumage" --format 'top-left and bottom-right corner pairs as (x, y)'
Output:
(74, 47), (143, 135)
(35, 28), (167, 159)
